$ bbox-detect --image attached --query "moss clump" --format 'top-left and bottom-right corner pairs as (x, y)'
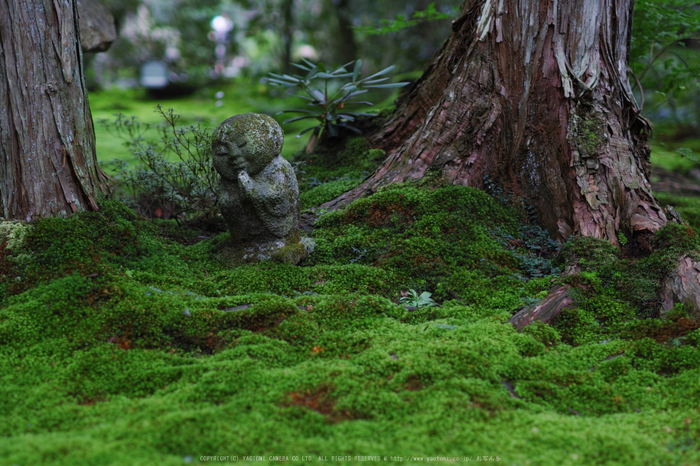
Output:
(307, 184), (556, 302)
(0, 221), (33, 251)
(552, 294), (635, 346)
(552, 224), (700, 345)
(0, 201), (144, 299)
(653, 222), (699, 252)
(299, 178), (361, 209)
(571, 111), (605, 158)
(522, 321), (561, 348)
(294, 137), (387, 203)
(558, 235), (620, 272)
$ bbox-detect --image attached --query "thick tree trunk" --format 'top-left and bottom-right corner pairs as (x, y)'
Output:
(324, 0), (668, 246)
(0, 0), (109, 221)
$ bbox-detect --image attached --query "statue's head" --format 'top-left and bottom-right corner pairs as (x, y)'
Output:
(212, 113), (284, 179)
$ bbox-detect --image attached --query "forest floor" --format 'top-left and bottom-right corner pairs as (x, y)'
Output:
(0, 85), (699, 465)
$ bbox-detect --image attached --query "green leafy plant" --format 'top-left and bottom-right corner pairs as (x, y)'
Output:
(630, 0), (700, 122)
(100, 106), (218, 223)
(267, 59), (408, 152)
(400, 289), (438, 309)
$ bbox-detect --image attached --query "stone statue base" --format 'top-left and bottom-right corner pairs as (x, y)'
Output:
(216, 233), (315, 266)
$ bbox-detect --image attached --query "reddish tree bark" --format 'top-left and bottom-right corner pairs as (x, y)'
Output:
(0, 0), (109, 221)
(324, 0), (669, 246)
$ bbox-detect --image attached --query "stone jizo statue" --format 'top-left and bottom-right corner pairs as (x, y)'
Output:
(212, 113), (313, 264)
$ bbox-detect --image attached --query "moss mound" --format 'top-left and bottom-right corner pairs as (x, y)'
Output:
(308, 184), (558, 304)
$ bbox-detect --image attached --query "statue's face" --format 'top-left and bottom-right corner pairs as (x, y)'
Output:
(212, 113), (284, 180)
(213, 136), (251, 179)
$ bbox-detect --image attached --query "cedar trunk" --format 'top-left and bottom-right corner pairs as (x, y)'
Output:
(0, 0), (109, 221)
(325, 0), (668, 245)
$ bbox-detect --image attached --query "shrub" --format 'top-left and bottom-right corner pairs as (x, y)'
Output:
(100, 106), (218, 222)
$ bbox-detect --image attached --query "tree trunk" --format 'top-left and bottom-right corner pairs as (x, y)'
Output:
(0, 0), (109, 221)
(332, 0), (358, 67)
(281, 0), (294, 75)
(323, 0), (668, 246)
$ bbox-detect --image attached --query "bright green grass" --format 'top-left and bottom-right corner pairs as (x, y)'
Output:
(89, 80), (309, 172)
(89, 79), (400, 177)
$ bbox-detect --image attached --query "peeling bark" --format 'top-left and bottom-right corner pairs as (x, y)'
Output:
(0, 0), (109, 221)
(322, 0), (667, 246)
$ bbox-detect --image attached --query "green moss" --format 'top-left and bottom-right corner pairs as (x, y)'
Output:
(571, 112), (605, 158)
(555, 225), (700, 326)
(522, 321), (561, 348)
(294, 137), (387, 198)
(653, 222), (699, 252)
(2, 183), (700, 464)
(559, 236), (620, 272)
(0, 202), (144, 298)
(308, 184), (554, 301)
(299, 178), (361, 208)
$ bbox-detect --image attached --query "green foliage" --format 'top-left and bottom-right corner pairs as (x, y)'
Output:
(400, 289), (437, 309)
(100, 106), (218, 220)
(353, 2), (455, 35)
(631, 1), (700, 131)
(558, 236), (620, 272)
(296, 138), (386, 187)
(522, 321), (561, 348)
(653, 222), (699, 252)
(268, 59), (407, 141)
(0, 201), (143, 299)
(292, 137), (388, 210)
(551, 224), (700, 345)
(631, 0), (700, 94)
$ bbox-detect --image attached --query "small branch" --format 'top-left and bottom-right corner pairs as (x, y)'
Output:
(634, 38), (690, 88)
(627, 66), (644, 112)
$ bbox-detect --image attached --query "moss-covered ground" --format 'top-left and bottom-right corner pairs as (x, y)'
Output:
(3, 124), (700, 464)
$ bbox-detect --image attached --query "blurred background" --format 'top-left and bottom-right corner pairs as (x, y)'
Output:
(88, 0), (458, 157)
(85, 0), (700, 225)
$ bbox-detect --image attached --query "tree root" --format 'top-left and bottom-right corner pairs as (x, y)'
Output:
(661, 255), (700, 318)
(508, 285), (575, 330)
